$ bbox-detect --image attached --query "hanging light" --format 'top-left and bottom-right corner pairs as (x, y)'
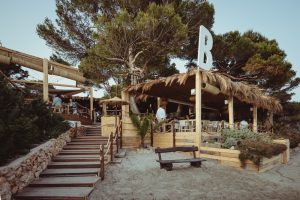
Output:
(224, 100), (228, 105)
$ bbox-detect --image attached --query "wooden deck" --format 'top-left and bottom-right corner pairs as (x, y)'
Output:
(15, 125), (109, 200)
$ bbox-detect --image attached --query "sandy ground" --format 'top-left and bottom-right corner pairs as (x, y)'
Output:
(90, 148), (300, 200)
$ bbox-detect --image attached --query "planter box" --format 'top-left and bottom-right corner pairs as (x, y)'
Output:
(199, 139), (289, 173)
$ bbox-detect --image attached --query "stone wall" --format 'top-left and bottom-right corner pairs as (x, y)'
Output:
(0, 126), (86, 200)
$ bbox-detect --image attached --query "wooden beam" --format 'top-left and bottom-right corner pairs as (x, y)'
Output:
(228, 95), (234, 129)
(11, 79), (86, 89)
(43, 58), (49, 102)
(0, 46), (86, 83)
(195, 70), (202, 146)
(253, 106), (258, 132)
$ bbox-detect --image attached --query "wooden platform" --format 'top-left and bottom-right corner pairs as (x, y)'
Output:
(15, 125), (109, 200)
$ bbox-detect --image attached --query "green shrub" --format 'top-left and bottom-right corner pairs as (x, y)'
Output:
(0, 77), (70, 165)
(221, 128), (272, 149)
(238, 139), (287, 168)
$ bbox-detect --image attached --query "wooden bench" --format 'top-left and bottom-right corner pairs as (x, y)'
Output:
(155, 146), (206, 171)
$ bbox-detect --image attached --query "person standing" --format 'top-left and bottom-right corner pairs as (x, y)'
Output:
(156, 102), (167, 122)
(52, 94), (62, 113)
(69, 98), (78, 114)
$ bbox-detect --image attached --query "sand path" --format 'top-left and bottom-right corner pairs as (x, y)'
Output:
(90, 148), (300, 200)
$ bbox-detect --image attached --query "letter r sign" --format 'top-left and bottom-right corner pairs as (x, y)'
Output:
(197, 25), (213, 69)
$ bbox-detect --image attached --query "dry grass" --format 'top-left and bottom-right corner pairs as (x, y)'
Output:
(125, 69), (282, 112)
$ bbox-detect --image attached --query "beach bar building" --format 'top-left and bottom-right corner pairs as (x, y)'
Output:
(121, 69), (289, 172)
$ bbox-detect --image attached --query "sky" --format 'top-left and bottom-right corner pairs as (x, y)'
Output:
(0, 0), (299, 100)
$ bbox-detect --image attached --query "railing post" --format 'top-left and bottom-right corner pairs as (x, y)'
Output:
(172, 121), (176, 148)
(100, 144), (104, 180)
(150, 120), (153, 147)
(116, 130), (119, 153)
(75, 122), (78, 138)
(120, 121), (123, 148)
(110, 132), (113, 162)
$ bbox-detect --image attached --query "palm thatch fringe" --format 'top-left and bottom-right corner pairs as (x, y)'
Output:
(125, 70), (282, 112)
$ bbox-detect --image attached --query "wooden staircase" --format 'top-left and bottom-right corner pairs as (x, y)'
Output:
(15, 125), (113, 200)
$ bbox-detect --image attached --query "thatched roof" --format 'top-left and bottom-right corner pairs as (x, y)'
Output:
(125, 70), (282, 112)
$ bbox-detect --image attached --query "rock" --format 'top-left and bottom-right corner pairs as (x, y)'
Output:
(0, 182), (11, 198)
(15, 167), (22, 177)
(20, 174), (29, 183)
(0, 176), (7, 184)
(7, 175), (15, 181)
(11, 186), (18, 194)
(34, 171), (40, 178)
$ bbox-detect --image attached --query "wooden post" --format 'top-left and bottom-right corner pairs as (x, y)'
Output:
(93, 109), (97, 123)
(103, 102), (107, 116)
(75, 122), (78, 138)
(100, 144), (104, 180)
(116, 130), (119, 153)
(157, 97), (161, 110)
(150, 119), (154, 147)
(120, 121), (123, 148)
(121, 91), (129, 148)
(42, 58), (49, 102)
(89, 87), (93, 121)
(110, 132), (113, 162)
(195, 70), (202, 147)
(253, 106), (258, 132)
(269, 111), (274, 133)
(172, 121), (176, 147)
(121, 91), (129, 117)
(228, 96), (234, 129)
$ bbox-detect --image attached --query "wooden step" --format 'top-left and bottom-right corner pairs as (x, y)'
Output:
(52, 156), (100, 162)
(63, 145), (100, 150)
(54, 155), (99, 158)
(48, 161), (100, 169)
(59, 150), (102, 155)
(67, 140), (107, 145)
(14, 187), (94, 200)
(72, 139), (107, 142)
(40, 168), (99, 177)
(29, 176), (99, 187)
(86, 134), (102, 136)
(76, 136), (106, 139)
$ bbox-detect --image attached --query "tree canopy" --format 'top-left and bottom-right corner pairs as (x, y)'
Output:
(37, 0), (214, 86)
(211, 31), (300, 103)
(36, 0), (298, 103)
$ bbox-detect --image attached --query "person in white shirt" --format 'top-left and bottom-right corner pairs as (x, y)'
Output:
(240, 120), (249, 129)
(156, 105), (166, 122)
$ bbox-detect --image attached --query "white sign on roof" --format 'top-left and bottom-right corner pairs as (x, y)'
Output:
(197, 25), (213, 70)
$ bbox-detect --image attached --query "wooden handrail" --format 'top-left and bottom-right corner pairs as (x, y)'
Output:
(99, 144), (105, 180)
(110, 132), (114, 162)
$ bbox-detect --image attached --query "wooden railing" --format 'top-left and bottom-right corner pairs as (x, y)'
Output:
(98, 120), (122, 180)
